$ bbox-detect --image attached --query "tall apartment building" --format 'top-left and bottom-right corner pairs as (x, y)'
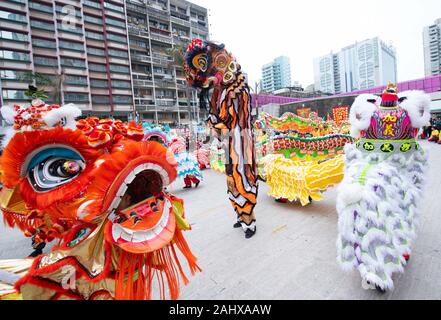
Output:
(0, 0), (209, 125)
(0, 0), (134, 120)
(261, 56), (291, 93)
(314, 37), (397, 94)
(423, 18), (441, 76)
(126, 0), (209, 124)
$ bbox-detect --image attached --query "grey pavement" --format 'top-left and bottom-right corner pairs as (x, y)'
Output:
(1, 141), (440, 300)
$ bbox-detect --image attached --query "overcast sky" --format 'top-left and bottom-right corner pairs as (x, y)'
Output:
(190, 0), (441, 88)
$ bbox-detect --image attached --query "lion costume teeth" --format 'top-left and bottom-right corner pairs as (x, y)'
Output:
(0, 99), (200, 300)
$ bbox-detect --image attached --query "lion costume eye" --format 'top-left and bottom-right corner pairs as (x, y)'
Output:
(192, 53), (208, 72)
(25, 147), (85, 192)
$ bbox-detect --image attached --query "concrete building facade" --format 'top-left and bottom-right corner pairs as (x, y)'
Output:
(423, 18), (441, 76)
(314, 37), (397, 95)
(0, 0), (209, 125)
(261, 56), (291, 93)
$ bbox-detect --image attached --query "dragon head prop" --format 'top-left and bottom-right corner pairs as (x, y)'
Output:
(0, 99), (199, 300)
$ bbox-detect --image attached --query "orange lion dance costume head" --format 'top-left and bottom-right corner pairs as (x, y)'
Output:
(0, 98), (200, 300)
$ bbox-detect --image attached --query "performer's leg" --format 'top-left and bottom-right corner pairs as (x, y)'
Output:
(183, 176), (192, 188)
(190, 176), (200, 187)
(226, 170), (258, 238)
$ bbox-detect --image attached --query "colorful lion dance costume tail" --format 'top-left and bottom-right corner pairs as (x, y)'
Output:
(0, 99), (200, 300)
(184, 39), (258, 238)
(336, 85), (431, 292)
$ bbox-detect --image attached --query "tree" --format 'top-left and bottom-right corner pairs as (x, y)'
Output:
(19, 71), (64, 103)
(24, 85), (48, 101)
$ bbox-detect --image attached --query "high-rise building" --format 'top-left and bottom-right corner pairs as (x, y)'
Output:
(314, 37), (397, 94)
(423, 18), (441, 76)
(126, 0), (209, 124)
(0, 0), (209, 125)
(261, 56), (291, 93)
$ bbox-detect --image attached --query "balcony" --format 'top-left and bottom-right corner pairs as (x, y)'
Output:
(155, 79), (176, 88)
(170, 16), (191, 28)
(170, 10), (189, 21)
(147, 7), (170, 22)
(156, 98), (177, 107)
(152, 56), (172, 67)
(150, 33), (172, 45)
(128, 25), (149, 38)
(126, 3), (147, 14)
(133, 79), (153, 87)
(131, 54), (151, 63)
(191, 21), (208, 31)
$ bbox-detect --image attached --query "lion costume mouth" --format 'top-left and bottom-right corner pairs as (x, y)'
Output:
(103, 166), (177, 254)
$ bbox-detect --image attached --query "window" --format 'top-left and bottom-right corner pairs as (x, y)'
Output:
(2, 89), (27, 100)
(111, 80), (131, 88)
(0, 69), (27, 80)
(105, 17), (126, 29)
(58, 23), (83, 34)
(87, 47), (105, 56)
(88, 63), (107, 72)
(29, 1), (53, 13)
(0, 10), (27, 23)
(0, 50), (30, 61)
(55, 4), (82, 18)
(32, 38), (56, 48)
(109, 64), (129, 73)
(108, 49), (128, 58)
(34, 55), (57, 66)
(84, 15), (102, 25)
(1, 31), (28, 43)
(92, 95), (110, 104)
(86, 31), (104, 40)
(107, 33), (127, 43)
(31, 19), (55, 31)
(84, 0), (101, 9)
(65, 75), (88, 85)
(61, 58), (86, 68)
(59, 40), (84, 51)
(64, 93), (89, 102)
(113, 95), (133, 104)
(90, 79), (108, 88)
(130, 39), (148, 48)
(104, 2), (124, 13)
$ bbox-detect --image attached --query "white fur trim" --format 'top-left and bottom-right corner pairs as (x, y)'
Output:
(349, 94), (379, 138)
(43, 103), (82, 129)
(398, 90), (431, 128)
(0, 127), (15, 149)
(0, 105), (16, 124)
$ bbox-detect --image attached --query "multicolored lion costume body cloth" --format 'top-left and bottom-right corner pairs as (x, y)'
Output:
(0, 99), (200, 300)
(183, 39), (258, 238)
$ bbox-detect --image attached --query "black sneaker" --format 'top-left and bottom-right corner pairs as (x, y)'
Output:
(233, 221), (242, 229)
(195, 181), (200, 188)
(375, 285), (386, 294)
(245, 228), (256, 239)
(183, 185), (192, 189)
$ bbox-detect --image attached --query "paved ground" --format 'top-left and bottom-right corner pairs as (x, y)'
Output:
(1, 141), (440, 300)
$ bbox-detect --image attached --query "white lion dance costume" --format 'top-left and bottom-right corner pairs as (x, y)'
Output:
(336, 84), (431, 292)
